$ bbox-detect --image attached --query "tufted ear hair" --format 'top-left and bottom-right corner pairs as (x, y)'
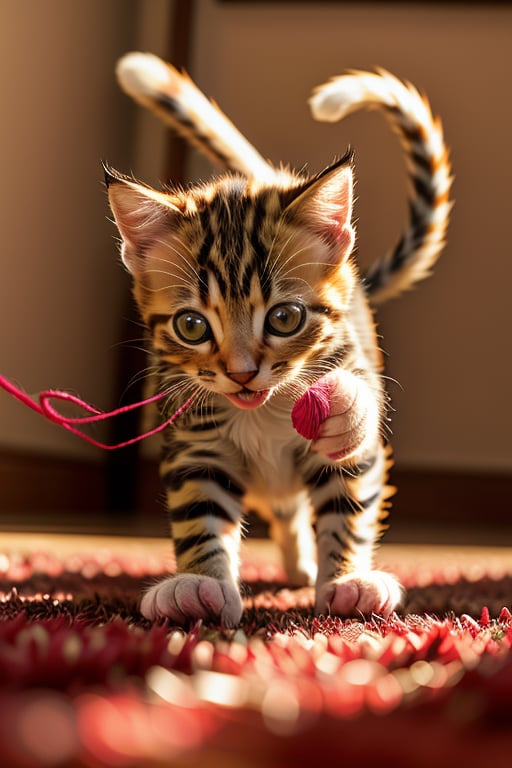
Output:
(104, 164), (181, 274)
(283, 152), (355, 263)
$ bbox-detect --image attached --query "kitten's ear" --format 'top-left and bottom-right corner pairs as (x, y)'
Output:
(284, 154), (355, 263)
(104, 164), (180, 274)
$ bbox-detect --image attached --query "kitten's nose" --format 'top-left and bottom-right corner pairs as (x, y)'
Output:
(227, 370), (258, 385)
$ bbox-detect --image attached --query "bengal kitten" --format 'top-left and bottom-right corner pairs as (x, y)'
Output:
(106, 55), (452, 626)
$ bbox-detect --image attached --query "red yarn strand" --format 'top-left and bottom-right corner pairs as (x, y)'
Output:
(0, 373), (194, 451)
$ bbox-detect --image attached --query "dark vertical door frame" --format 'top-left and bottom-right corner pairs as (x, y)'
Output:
(107, 0), (196, 514)
(165, 0), (197, 182)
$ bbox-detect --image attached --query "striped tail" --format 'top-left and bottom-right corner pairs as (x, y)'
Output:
(116, 52), (277, 184)
(310, 69), (453, 304)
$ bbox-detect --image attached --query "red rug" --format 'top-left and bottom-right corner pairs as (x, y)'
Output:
(1, 541), (512, 767)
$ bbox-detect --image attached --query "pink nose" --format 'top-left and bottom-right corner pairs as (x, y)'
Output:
(227, 370), (258, 385)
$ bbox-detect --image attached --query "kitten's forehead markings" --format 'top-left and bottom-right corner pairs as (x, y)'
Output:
(252, 304), (265, 341)
(249, 271), (266, 339)
(249, 269), (262, 301)
(206, 271), (225, 344)
(207, 269), (222, 307)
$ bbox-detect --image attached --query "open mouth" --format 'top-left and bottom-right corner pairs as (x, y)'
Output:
(224, 389), (271, 410)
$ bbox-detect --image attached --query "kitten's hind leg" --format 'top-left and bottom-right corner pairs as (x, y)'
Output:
(267, 492), (317, 587)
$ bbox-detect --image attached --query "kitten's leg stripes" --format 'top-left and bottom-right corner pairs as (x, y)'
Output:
(267, 494), (317, 587)
(314, 488), (403, 619)
(311, 430), (403, 618)
(140, 460), (246, 627)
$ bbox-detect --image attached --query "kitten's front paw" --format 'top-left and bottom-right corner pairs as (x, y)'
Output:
(292, 370), (379, 461)
(316, 571), (403, 618)
(140, 574), (243, 627)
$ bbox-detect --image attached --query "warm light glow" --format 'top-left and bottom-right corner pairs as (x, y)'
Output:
(367, 673), (404, 713)
(261, 682), (300, 735)
(192, 640), (215, 670)
(342, 659), (385, 686)
(315, 650), (341, 676)
(16, 693), (77, 764)
(167, 630), (187, 656)
(146, 666), (197, 708)
(194, 670), (247, 708)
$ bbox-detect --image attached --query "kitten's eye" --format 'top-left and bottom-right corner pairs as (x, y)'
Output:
(173, 310), (212, 344)
(265, 302), (306, 337)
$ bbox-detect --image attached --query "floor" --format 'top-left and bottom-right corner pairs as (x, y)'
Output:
(1, 507), (512, 548)
(3, 529), (512, 575)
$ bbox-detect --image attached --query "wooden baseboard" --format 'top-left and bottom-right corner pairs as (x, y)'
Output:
(136, 460), (512, 539)
(0, 449), (166, 536)
(390, 466), (512, 525)
(0, 448), (107, 512)
(0, 449), (510, 540)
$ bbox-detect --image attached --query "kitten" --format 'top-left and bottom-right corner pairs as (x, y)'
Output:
(106, 56), (452, 626)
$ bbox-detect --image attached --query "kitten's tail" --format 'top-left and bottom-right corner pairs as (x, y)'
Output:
(116, 52), (278, 184)
(310, 69), (453, 305)
(116, 55), (452, 305)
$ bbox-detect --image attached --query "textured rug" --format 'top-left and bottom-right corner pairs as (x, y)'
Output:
(1, 536), (512, 767)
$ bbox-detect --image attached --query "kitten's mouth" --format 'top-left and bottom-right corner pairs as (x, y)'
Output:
(224, 389), (271, 410)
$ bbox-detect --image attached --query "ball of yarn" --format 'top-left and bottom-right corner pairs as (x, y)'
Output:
(291, 377), (332, 440)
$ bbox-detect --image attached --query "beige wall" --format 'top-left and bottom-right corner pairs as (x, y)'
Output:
(1, 1), (510, 476)
(0, 0), (172, 459)
(187, 1), (512, 473)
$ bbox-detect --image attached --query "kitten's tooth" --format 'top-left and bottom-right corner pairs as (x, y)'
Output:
(238, 391), (256, 401)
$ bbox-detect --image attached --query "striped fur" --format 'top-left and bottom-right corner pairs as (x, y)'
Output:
(105, 58), (452, 626)
(116, 54), (452, 305)
(116, 52), (279, 183)
(309, 69), (452, 304)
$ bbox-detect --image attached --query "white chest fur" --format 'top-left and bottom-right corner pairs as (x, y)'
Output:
(220, 396), (307, 495)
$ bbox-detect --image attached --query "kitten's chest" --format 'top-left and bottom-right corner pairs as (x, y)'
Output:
(220, 397), (306, 490)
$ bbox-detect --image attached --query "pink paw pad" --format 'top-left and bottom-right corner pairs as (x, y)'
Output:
(140, 575), (243, 627)
(316, 571), (403, 618)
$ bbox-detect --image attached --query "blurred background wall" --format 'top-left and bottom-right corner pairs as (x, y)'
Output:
(0, 0), (175, 460)
(0, 1), (510, 531)
(186, 0), (512, 475)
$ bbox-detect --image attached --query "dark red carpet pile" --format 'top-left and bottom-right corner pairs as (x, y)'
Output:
(1, 544), (512, 767)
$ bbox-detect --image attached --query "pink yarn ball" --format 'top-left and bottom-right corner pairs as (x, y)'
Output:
(291, 378), (333, 440)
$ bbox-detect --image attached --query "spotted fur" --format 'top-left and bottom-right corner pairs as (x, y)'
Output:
(106, 58), (452, 626)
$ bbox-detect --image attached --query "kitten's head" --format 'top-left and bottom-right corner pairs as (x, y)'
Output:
(106, 155), (357, 410)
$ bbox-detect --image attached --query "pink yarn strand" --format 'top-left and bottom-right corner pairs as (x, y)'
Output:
(0, 373), (194, 451)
